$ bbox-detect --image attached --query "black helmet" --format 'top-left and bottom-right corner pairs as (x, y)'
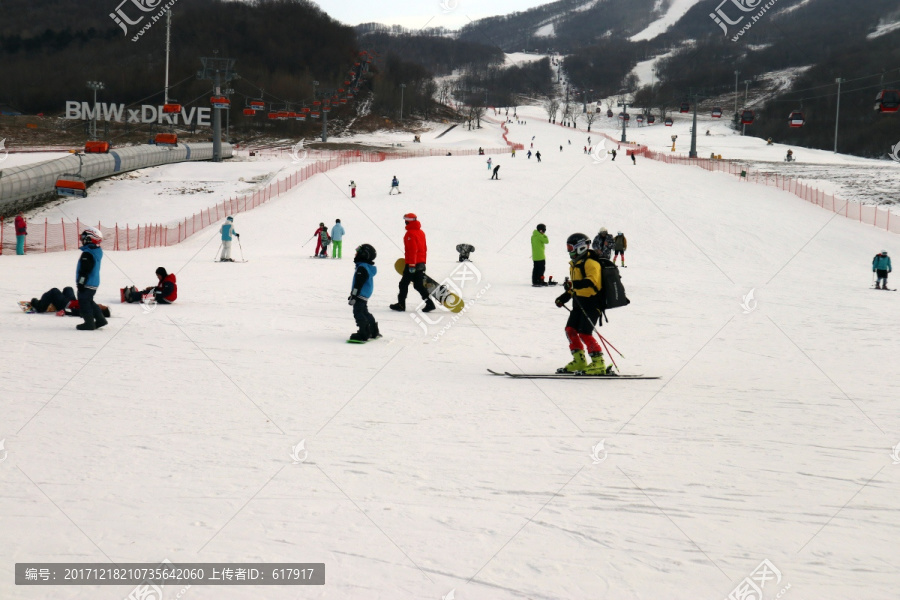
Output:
(537, 223), (546, 232)
(355, 243), (376, 263)
(566, 233), (590, 258)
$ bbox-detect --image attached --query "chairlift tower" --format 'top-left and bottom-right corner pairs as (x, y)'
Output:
(198, 55), (237, 162)
(315, 85), (336, 143)
(617, 100), (630, 143)
(86, 81), (105, 141)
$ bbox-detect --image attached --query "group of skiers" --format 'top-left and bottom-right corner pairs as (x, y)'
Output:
(592, 228), (627, 266)
(313, 219), (345, 258)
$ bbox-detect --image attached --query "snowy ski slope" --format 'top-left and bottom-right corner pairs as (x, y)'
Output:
(1, 105), (898, 600)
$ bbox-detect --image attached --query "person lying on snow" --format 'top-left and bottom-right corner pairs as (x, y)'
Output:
(122, 267), (178, 304)
(30, 286), (111, 318)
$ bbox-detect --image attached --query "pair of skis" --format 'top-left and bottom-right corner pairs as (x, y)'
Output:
(487, 369), (659, 380)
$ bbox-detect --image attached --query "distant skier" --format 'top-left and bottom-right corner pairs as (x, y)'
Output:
(318, 224), (331, 258)
(389, 175), (402, 195)
(75, 226), (107, 331)
(491, 164), (501, 180)
(785, 149), (794, 162)
(511, 148), (516, 157)
(527, 150), (532, 159)
(535, 151), (542, 162)
(613, 231), (627, 267)
(611, 149), (617, 161)
(560, 145), (563, 152)
(390, 213), (434, 312)
(349, 180), (356, 198)
(487, 157), (492, 170)
(348, 243), (381, 342)
(873, 250), (892, 289)
(531, 223), (548, 286)
(220, 216), (239, 262)
(122, 267), (177, 304)
(592, 227), (614, 260)
(554, 233), (606, 374)
(630, 151), (636, 165)
(331, 219), (345, 259)
(15, 211), (26, 255)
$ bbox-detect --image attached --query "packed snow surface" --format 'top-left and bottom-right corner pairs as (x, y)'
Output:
(1, 104), (898, 600)
(630, 0), (704, 41)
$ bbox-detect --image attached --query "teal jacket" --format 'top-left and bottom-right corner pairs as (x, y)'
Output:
(531, 230), (548, 261)
(873, 253), (892, 272)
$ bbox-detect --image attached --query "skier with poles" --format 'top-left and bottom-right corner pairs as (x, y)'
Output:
(313, 222), (327, 257)
(318, 224), (331, 258)
(554, 233), (606, 373)
(389, 175), (402, 195)
(873, 250), (892, 289)
(219, 216), (239, 262)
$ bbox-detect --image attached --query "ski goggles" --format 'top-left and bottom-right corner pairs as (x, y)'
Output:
(567, 240), (589, 255)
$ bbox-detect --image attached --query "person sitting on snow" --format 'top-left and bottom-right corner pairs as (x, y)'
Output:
(122, 267), (177, 304)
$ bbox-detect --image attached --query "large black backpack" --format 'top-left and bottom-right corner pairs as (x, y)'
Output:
(574, 252), (630, 324)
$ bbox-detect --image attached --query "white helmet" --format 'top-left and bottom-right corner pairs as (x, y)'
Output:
(80, 226), (103, 246)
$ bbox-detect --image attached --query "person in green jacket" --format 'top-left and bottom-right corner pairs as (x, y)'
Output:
(531, 224), (549, 286)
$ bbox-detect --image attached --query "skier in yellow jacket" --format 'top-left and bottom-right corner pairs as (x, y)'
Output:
(554, 232), (606, 374)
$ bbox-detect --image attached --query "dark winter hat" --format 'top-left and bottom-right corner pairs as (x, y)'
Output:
(336, 218), (341, 223)
(156, 267), (168, 278)
(537, 223), (546, 232)
(320, 222), (325, 227)
(226, 216), (234, 221)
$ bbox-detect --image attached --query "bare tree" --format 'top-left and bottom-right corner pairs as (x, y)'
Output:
(544, 97), (560, 123)
(584, 110), (596, 132)
(570, 107), (580, 129)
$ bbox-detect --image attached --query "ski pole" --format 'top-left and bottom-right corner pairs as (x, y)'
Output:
(562, 302), (624, 358)
(302, 234), (316, 247)
(214, 243), (222, 260)
(237, 236), (245, 261)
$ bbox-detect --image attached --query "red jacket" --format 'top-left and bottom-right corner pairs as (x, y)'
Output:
(403, 220), (427, 265)
(157, 273), (177, 302)
(15, 215), (26, 236)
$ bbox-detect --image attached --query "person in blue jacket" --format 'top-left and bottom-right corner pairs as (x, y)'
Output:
(347, 244), (381, 342)
(75, 226), (107, 330)
(331, 219), (345, 259)
(873, 250), (892, 289)
(219, 216), (239, 262)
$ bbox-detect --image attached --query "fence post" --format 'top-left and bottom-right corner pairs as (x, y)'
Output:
(115, 224), (119, 251)
(62, 218), (67, 251)
(44, 218), (48, 253)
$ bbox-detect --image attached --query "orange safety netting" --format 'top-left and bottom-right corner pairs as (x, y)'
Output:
(1, 144), (514, 254)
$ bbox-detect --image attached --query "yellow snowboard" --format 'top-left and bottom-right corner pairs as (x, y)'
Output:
(394, 259), (465, 313)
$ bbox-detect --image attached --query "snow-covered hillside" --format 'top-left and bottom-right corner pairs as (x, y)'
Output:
(630, 0), (704, 41)
(2, 105), (898, 600)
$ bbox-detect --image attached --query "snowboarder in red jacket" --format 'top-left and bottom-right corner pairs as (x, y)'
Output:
(390, 213), (434, 312)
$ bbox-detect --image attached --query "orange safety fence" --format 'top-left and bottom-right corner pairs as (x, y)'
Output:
(1, 144), (512, 254)
(560, 124), (900, 235)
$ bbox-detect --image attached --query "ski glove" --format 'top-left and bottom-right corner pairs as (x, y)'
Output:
(347, 295), (357, 306)
(235, 233), (240, 238)
(563, 279), (573, 292)
(555, 292), (571, 307)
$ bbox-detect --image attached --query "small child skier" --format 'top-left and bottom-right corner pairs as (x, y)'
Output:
(348, 244), (381, 342)
(349, 180), (357, 198)
(318, 225), (331, 258)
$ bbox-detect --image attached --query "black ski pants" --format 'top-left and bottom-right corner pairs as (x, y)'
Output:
(532, 260), (546, 285)
(398, 267), (429, 302)
(34, 286), (76, 312)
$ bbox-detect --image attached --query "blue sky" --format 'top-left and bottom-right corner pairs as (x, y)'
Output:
(311, 0), (552, 29)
